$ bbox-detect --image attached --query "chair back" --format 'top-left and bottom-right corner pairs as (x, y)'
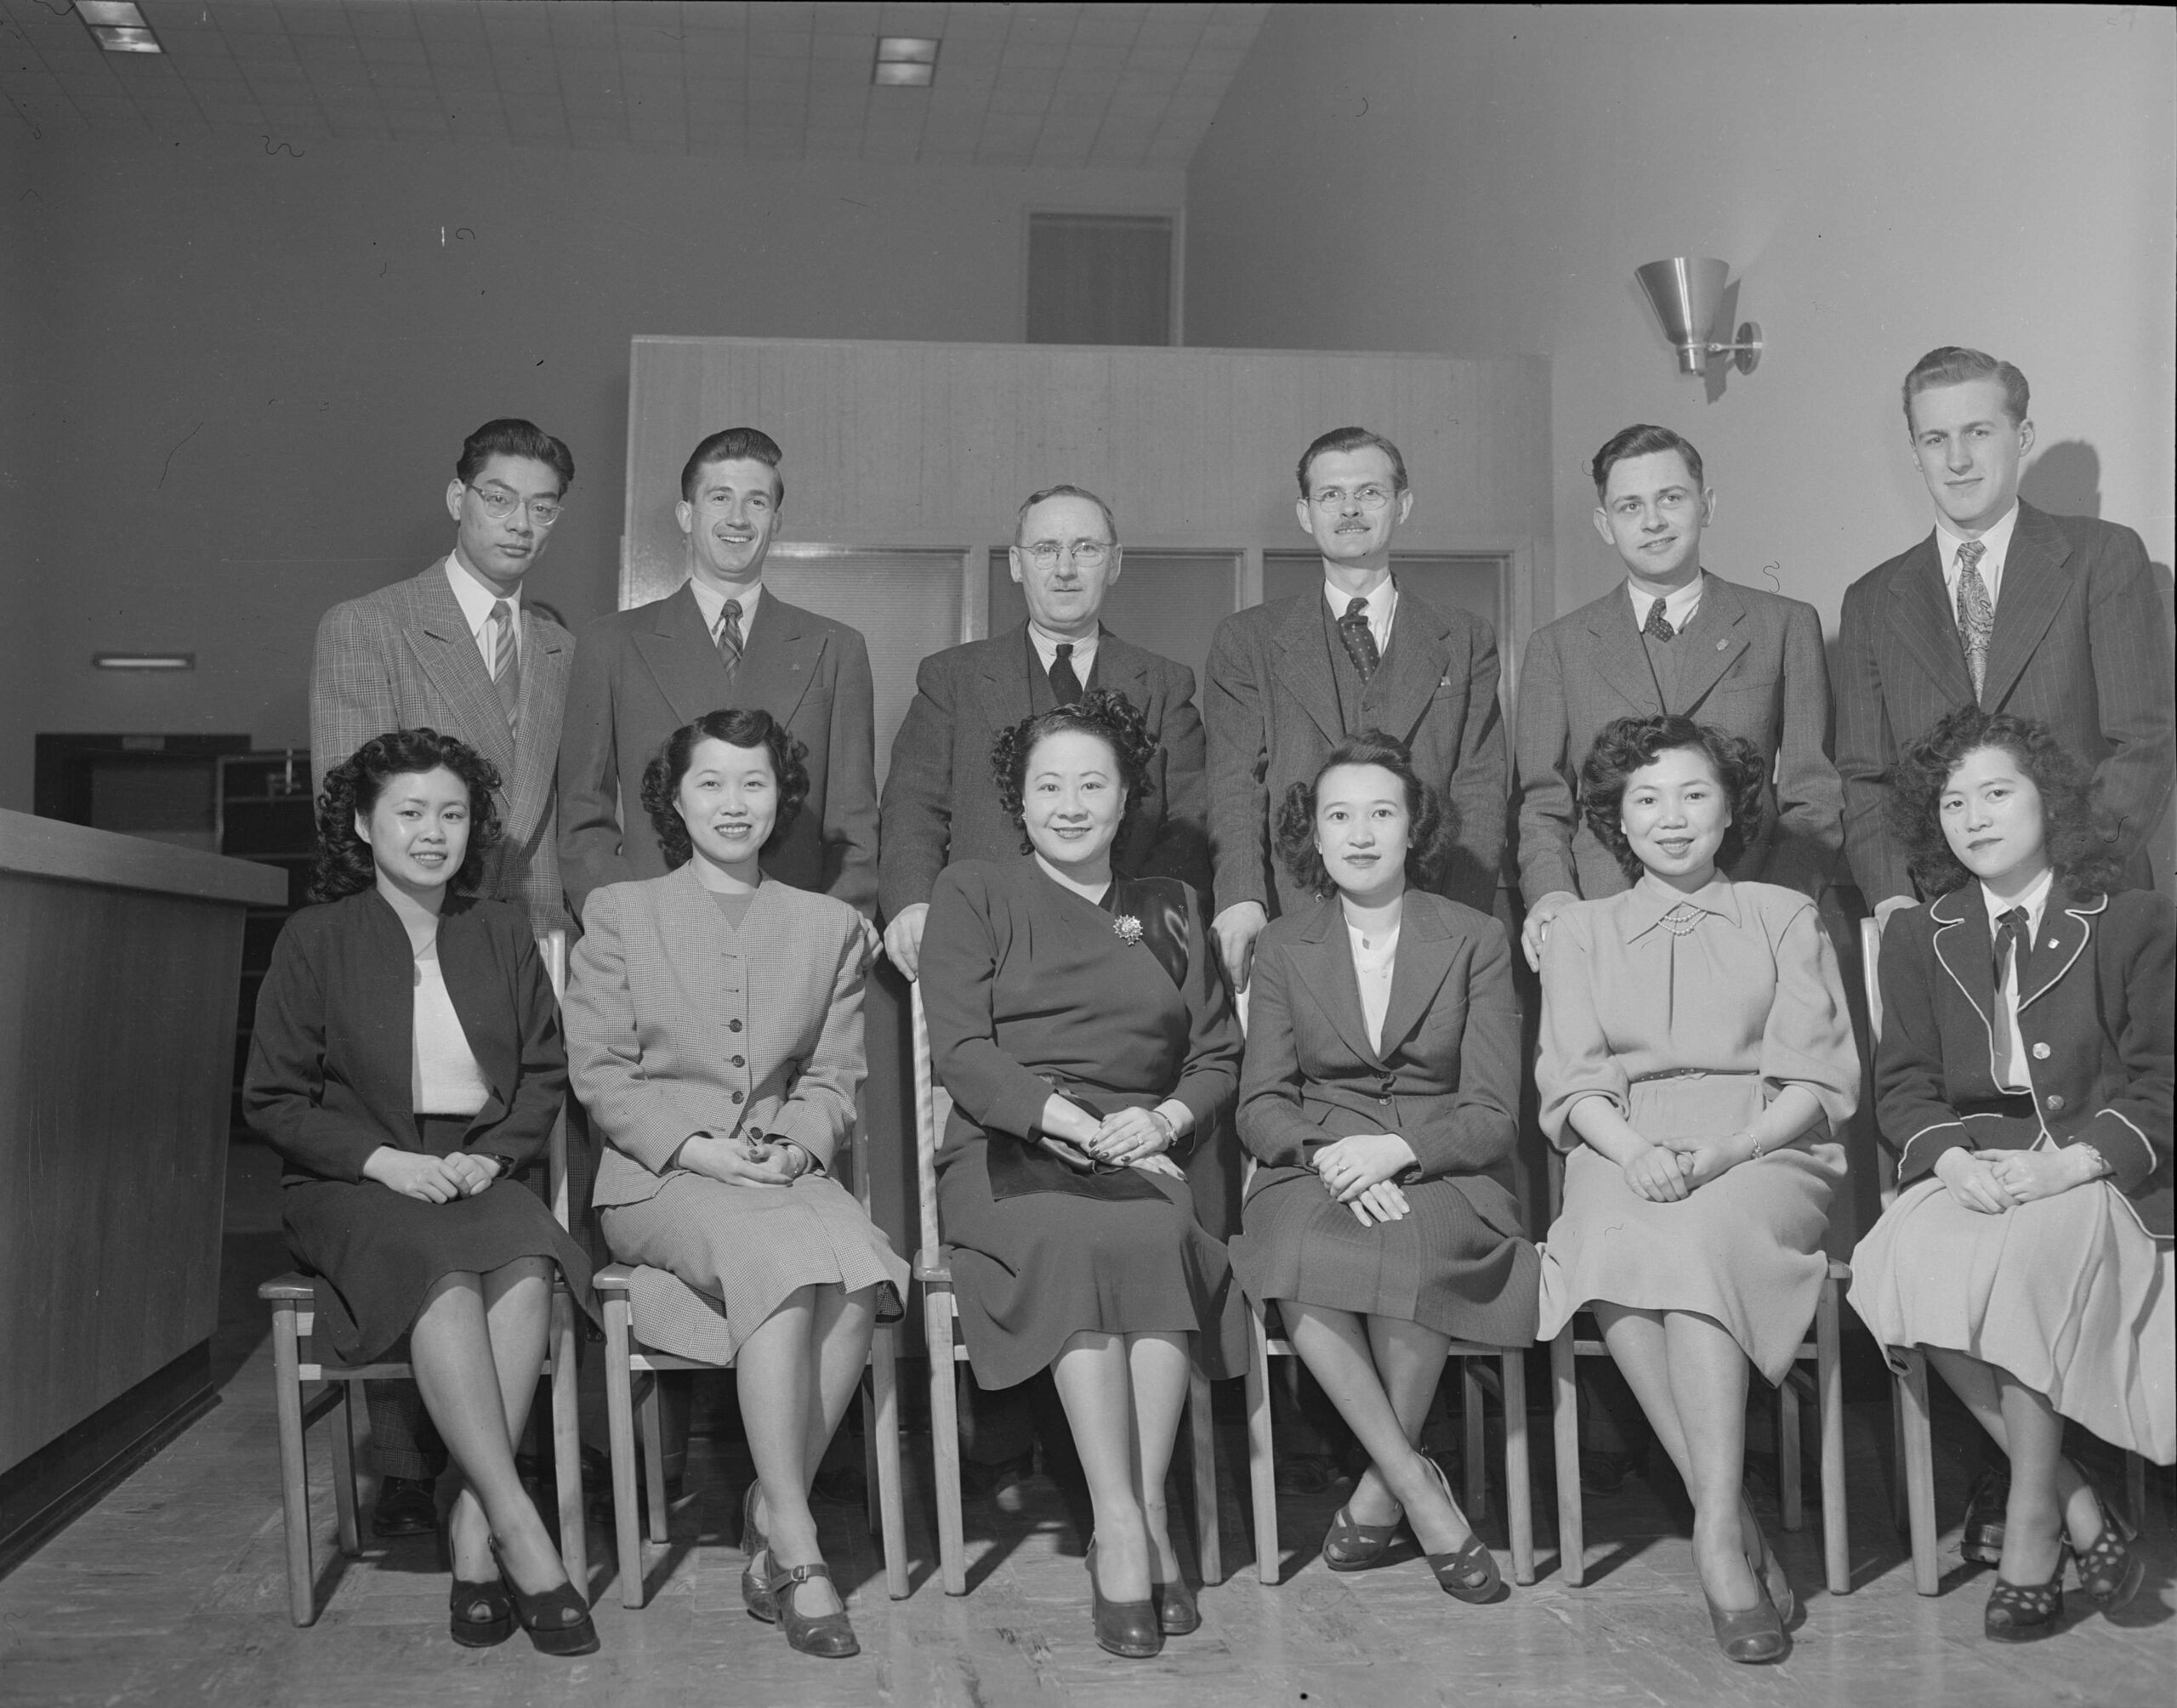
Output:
(1858, 916), (1884, 1046)
(908, 981), (952, 1265)
(539, 928), (573, 1233)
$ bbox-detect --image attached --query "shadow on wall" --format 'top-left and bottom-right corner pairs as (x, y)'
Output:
(2019, 439), (2104, 518)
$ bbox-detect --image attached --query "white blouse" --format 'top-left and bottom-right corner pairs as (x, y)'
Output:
(412, 943), (491, 1117)
(1345, 915), (1401, 1055)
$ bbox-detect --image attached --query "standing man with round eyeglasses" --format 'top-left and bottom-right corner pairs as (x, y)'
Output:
(306, 416), (579, 1541)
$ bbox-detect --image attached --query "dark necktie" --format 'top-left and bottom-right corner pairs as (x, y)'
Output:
(1337, 596), (1379, 680)
(714, 599), (744, 684)
(1955, 540), (1992, 699)
(1643, 598), (1675, 642)
(488, 599), (520, 729)
(1993, 905), (2028, 995)
(1049, 641), (1083, 705)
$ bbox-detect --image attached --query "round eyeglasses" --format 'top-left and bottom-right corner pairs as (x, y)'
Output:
(1020, 539), (1113, 570)
(468, 483), (563, 528)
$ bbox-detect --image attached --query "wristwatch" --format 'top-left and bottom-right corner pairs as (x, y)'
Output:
(1145, 1109), (1176, 1151)
(2074, 1142), (2110, 1179)
(476, 1152), (520, 1178)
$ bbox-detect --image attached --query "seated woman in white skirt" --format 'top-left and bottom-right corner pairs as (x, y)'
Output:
(1850, 705), (2173, 1643)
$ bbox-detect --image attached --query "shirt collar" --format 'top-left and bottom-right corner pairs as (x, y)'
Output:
(1625, 570), (1704, 633)
(445, 553), (518, 637)
(1935, 502), (2019, 587)
(1324, 574), (1396, 630)
(1027, 620), (1100, 670)
(1623, 871), (1741, 939)
(688, 575), (762, 636)
(1981, 865), (2055, 939)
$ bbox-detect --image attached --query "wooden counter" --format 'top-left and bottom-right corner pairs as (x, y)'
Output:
(0, 809), (287, 1570)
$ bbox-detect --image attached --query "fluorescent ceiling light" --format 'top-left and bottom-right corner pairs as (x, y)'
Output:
(77, 1), (163, 54)
(76, 1), (146, 23)
(94, 652), (195, 670)
(90, 26), (162, 53)
(874, 37), (938, 86)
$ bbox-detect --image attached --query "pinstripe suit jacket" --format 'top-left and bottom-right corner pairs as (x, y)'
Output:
(1515, 572), (1842, 902)
(564, 865), (867, 1212)
(310, 561), (574, 933)
(1837, 503), (2175, 903)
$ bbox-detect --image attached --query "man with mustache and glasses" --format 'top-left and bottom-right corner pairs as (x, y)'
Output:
(308, 416), (580, 1541)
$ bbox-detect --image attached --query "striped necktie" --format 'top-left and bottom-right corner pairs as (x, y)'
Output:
(715, 599), (744, 683)
(1954, 540), (1992, 699)
(488, 600), (520, 729)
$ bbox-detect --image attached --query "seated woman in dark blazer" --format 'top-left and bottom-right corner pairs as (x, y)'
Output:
(1850, 706), (2173, 1642)
(1232, 732), (1537, 1604)
(245, 729), (597, 1657)
(565, 708), (907, 1662)
(920, 689), (1244, 1660)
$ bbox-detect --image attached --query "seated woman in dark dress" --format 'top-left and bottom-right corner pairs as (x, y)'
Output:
(1232, 733), (1538, 1604)
(245, 729), (597, 1657)
(920, 689), (1244, 1660)
(1850, 707), (2172, 1642)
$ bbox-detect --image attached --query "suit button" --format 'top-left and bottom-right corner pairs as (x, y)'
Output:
(1378, 1097), (1391, 1108)
(729, 1019), (743, 1032)
(2045, 1093), (2064, 1112)
(731, 1091), (745, 1104)
(732, 1055), (746, 1068)
(2031, 1042), (2050, 1060)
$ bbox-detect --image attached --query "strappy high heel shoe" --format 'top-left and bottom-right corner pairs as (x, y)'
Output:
(1084, 1540), (1162, 1658)
(1985, 1549), (2066, 1643)
(1418, 1455), (1504, 1604)
(500, 1567), (600, 1657)
(740, 1481), (776, 1622)
(1322, 1501), (1404, 1571)
(766, 1559), (860, 1659)
(2070, 1478), (2145, 1614)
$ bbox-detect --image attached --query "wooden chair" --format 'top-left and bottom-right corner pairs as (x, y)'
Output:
(910, 982), (1224, 1595)
(1859, 918), (2151, 1597)
(594, 1108), (908, 1608)
(258, 929), (587, 1627)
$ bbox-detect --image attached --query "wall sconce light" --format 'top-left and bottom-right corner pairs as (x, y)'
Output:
(94, 652), (195, 670)
(1635, 258), (1762, 375)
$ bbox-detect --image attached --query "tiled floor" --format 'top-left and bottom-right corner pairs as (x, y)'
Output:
(0, 1141), (2169, 1707)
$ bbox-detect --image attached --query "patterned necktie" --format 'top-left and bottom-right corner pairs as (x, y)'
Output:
(488, 600), (520, 729)
(1337, 595), (1380, 680)
(1954, 539), (1993, 700)
(1049, 641), (1083, 705)
(1643, 598), (1675, 642)
(1993, 905), (2028, 996)
(715, 599), (744, 683)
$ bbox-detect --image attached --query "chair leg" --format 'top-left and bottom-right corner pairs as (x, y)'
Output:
(1460, 1360), (1487, 1524)
(1817, 1278), (1849, 1595)
(602, 1292), (647, 1610)
(549, 1287), (588, 1596)
(1244, 1302), (1280, 1586)
(1501, 1349), (1534, 1586)
(1550, 1331), (1583, 1586)
(1778, 1372), (1805, 1532)
(1188, 1357), (1221, 1586)
(329, 1380), (362, 1558)
(639, 1376), (669, 1546)
(270, 1302), (317, 1626)
(1897, 1349), (1940, 1596)
(862, 1370), (882, 1540)
(926, 1296), (967, 1596)
(868, 1326), (909, 1600)
(1891, 1373), (1912, 1536)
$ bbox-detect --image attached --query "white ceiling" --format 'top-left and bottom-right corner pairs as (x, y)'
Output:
(0, 0), (1270, 170)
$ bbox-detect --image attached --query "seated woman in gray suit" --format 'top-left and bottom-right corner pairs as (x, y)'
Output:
(920, 689), (1245, 1660)
(1232, 732), (1537, 1604)
(565, 708), (907, 1662)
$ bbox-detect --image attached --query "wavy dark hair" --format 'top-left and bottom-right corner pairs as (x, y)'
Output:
(1275, 730), (1458, 897)
(1581, 714), (1766, 882)
(992, 688), (1157, 855)
(640, 707), (810, 870)
(1890, 705), (2119, 900)
(310, 728), (503, 903)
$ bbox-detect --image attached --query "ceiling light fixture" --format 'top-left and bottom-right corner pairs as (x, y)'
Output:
(94, 653), (196, 670)
(873, 37), (938, 88)
(75, 1), (163, 54)
(1635, 258), (1763, 376)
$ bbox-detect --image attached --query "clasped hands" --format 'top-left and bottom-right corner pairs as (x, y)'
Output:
(1618, 1133), (1752, 1203)
(679, 1127), (808, 1189)
(1038, 1095), (1185, 1180)
(1934, 1144), (2090, 1215)
(1314, 1133), (1419, 1227)
(364, 1147), (503, 1203)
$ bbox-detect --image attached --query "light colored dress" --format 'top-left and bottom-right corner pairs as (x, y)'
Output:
(1534, 877), (1859, 1382)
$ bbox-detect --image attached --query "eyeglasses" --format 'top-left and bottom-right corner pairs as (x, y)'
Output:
(1310, 484), (1395, 512)
(468, 484), (564, 527)
(1019, 539), (1113, 570)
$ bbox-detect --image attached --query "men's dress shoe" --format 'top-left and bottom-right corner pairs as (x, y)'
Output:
(372, 1474), (438, 1539)
(1084, 1541), (1162, 1658)
(741, 1483), (776, 1622)
(1960, 1468), (2009, 1568)
(767, 1561), (860, 1659)
(1150, 1575), (1200, 1636)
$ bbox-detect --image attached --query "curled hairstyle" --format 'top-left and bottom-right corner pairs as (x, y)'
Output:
(640, 708), (810, 870)
(992, 688), (1157, 856)
(1901, 346), (2030, 429)
(1274, 730), (1458, 897)
(1014, 482), (1118, 545)
(1580, 715), (1766, 882)
(1296, 426), (1409, 497)
(310, 728), (503, 904)
(680, 426), (784, 504)
(1590, 423), (1704, 497)
(456, 418), (573, 491)
(1889, 705), (2119, 900)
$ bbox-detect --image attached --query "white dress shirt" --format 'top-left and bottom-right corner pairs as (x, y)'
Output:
(1935, 502), (2021, 616)
(1323, 576), (1397, 654)
(444, 554), (520, 673)
(1981, 864), (2054, 1092)
(1028, 620), (1101, 682)
(688, 575), (763, 644)
(1625, 571), (1704, 634)
(1344, 916), (1401, 1055)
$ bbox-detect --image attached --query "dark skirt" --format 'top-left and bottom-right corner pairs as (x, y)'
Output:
(283, 1115), (597, 1364)
(936, 1134), (1247, 1390)
(1231, 1165), (1540, 1346)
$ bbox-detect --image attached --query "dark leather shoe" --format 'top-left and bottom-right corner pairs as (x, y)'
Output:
(1322, 1503), (1404, 1571)
(1985, 1552), (2066, 1643)
(768, 1561), (860, 1659)
(2072, 1480), (2145, 1614)
(373, 1474), (438, 1539)
(1085, 1541), (1162, 1658)
(448, 1574), (514, 1648)
(503, 1570), (600, 1658)
(1961, 1468), (2009, 1569)
(1150, 1575), (1200, 1636)
(741, 1483), (776, 1621)
(1706, 1584), (1787, 1663)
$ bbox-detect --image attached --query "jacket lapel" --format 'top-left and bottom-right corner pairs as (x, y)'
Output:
(401, 564), (515, 782)
(1089, 627), (1154, 712)
(1285, 896), (1380, 1066)
(2019, 878), (2103, 1012)
(1982, 504), (2073, 712)
(430, 899), (512, 1132)
(1583, 588), (1664, 712)
(632, 584), (736, 725)
(1928, 889), (2001, 1077)
(734, 593), (822, 729)
(1271, 596), (1344, 744)
(1885, 536), (1975, 706)
(1673, 574), (1754, 712)
(978, 623), (1037, 731)
(504, 614), (569, 845)
(1375, 593), (1454, 741)
(1374, 897), (1456, 1061)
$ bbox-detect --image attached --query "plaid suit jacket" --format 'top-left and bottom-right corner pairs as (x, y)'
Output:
(1837, 502), (2175, 904)
(309, 561), (574, 933)
(1515, 572), (1842, 903)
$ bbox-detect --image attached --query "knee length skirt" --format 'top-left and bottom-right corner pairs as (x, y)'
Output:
(936, 1137), (1246, 1390)
(1850, 1174), (2174, 1465)
(1231, 1166), (1538, 1346)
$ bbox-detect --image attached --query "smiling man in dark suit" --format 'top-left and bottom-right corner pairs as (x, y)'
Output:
(1515, 423), (1841, 969)
(1838, 348), (2174, 926)
(558, 427), (878, 922)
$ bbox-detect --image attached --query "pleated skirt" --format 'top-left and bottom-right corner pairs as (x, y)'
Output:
(1231, 1166), (1539, 1346)
(1850, 1173), (2174, 1465)
(937, 1137), (1247, 1390)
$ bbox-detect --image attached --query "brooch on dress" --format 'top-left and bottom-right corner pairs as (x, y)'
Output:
(1112, 914), (1144, 945)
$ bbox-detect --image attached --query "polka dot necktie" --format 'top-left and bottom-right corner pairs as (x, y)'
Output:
(1337, 596), (1380, 680)
(1643, 598), (1675, 643)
